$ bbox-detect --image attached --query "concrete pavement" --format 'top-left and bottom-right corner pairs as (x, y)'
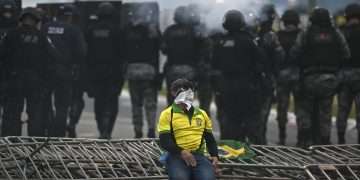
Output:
(74, 90), (358, 145)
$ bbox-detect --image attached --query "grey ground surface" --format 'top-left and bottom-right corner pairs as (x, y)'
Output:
(71, 90), (358, 145)
(16, 90), (357, 145)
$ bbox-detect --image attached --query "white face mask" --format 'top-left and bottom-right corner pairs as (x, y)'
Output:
(174, 89), (194, 110)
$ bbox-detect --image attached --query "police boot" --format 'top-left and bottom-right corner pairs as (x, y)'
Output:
(296, 129), (304, 148)
(278, 124), (286, 145)
(134, 127), (143, 138)
(66, 124), (77, 138)
(147, 128), (156, 138)
(320, 136), (331, 145)
(99, 116), (111, 139)
(297, 129), (312, 149)
(337, 131), (346, 144)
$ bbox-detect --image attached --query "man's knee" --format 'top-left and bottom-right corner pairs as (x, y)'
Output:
(166, 155), (191, 180)
(193, 155), (216, 180)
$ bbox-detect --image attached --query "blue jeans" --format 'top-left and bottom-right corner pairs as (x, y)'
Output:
(166, 153), (216, 180)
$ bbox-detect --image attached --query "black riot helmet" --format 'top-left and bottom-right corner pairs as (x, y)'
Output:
(97, 2), (115, 19)
(345, 3), (360, 21)
(259, 4), (277, 24)
(310, 8), (332, 27)
(223, 10), (246, 32)
(174, 6), (188, 25)
(281, 9), (300, 26)
(0, 0), (16, 13)
(19, 7), (41, 23)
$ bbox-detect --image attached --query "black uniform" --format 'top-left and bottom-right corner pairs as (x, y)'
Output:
(257, 4), (285, 144)
(162, 6), (207, 105)
(187, 5), (212, 115)
(0, 0), (18, 134)
(291, 8), (350, 146)
(257, 29), (284, 145)
(195, 24), (212, 115)
(209, 30), (226, 138)
(214, 30), (264, 143)
(86, 17), (124, 139)
(214, 10), (265, 143)
(276, 26), (301, 145)
(337, 4), (360, 144)
(42, 16), (86, 137)
(0, 23), (56, 136)
(67, 68), (85, 138)
(123, 21), (160, 138)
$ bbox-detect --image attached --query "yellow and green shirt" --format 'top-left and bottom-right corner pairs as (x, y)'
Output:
(157, 104), (213, 152)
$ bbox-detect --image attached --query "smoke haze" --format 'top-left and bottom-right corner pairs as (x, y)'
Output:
(25, 0), (360, 29)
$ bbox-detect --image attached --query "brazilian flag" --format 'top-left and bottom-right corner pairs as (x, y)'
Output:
(217, 140), (256, 160)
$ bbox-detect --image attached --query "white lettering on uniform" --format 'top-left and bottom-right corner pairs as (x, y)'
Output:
(48, 27), (64, 34)
(94, 30), (110, 38)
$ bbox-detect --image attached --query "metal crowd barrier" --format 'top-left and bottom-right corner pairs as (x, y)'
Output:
(304, 164), (360, 180)
(309, 144), (360, 164)
(0, 137), (167, 179)
(0, 137), (359, 180)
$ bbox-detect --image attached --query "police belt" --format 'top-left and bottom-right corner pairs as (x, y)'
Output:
(302, 66), (338, 76)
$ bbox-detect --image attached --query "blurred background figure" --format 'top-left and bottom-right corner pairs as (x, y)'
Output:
(213, 10), (264, 143)
(276, 9), (301, 145)
(336, 3), (360, 144)
(65, 5), (86, 139)
(43, 4), (86, 137)
(161, 6), (207, 105)
(1, 7), (57, 136)
(208, 29), (226, 139)
(124, 3), (161, 138)
(0, 0), (18, 135)
(292, 8), (350, 147)
(257, 4), (285, 145)
(187, 4), (213, 115)
(86, 2), (124, 139)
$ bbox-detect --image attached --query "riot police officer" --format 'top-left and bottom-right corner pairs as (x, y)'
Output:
(162, 6), (207, 105)
(187, 4), (212, 115)
(66, 6), (86, 138)
(276, 9), (301, 145)
(124, 4), (161, 138)
(257, 4), (285, 144)
(0, 7), (57, 136)
(213, 10), (264, 143)
(42, 4), (87, 137)
(291, 8), (350, 146)
(209, 29), (226, 139)
(337, 3), (360, 144)
(86, 2), (124, 139)
(0, 0), (17, 133)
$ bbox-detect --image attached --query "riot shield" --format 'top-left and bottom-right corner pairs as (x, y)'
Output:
(74, 0), (122, 30)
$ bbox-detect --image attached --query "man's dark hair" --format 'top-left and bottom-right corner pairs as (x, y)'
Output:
(170, 79), (194, 96)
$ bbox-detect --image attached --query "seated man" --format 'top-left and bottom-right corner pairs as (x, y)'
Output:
(158, 79), (219, 180)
